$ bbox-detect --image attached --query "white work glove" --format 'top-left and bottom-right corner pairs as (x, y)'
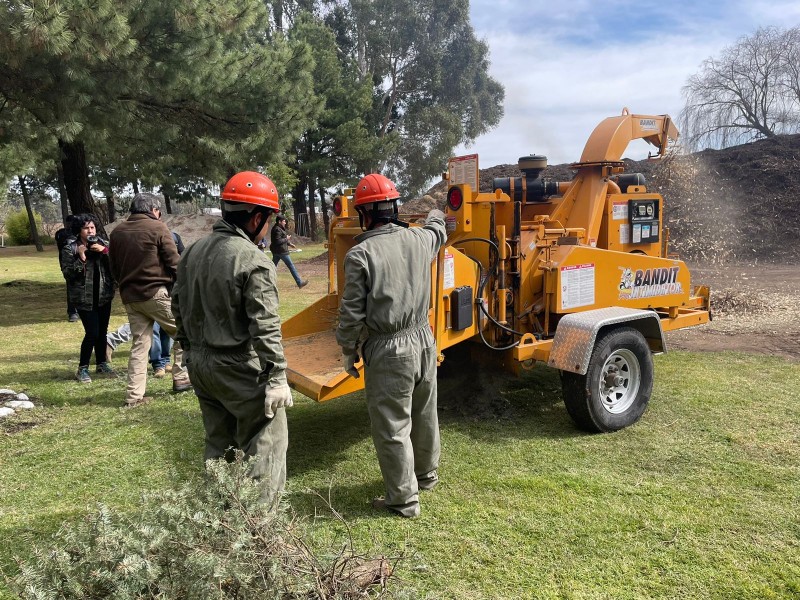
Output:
(342, 352), (360, 379)
(428, 208), (445, 221)
(264, 383), (294, 419)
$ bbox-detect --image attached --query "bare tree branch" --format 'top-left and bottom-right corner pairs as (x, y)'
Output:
(680, 26), (800, 151)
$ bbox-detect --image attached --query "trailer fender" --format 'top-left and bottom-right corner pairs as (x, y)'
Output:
(548, 307), (665, 375)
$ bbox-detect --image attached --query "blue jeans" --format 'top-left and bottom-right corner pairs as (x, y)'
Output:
(272, 253), (303, 286)
(149, 322), (172, 370)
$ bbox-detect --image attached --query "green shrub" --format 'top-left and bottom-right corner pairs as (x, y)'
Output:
(5, 209), (43, 245)
(5, 453), (405, 599)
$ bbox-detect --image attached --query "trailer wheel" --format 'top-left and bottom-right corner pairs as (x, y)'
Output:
(561, 327), (653, 433)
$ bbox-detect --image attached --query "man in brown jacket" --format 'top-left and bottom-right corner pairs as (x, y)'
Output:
(110, 192), (191, 407)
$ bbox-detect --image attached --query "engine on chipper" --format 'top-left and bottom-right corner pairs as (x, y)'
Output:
(280, 109), (710, 433)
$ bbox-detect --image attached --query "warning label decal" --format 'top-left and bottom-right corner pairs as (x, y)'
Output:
(443, 250), (455, 290)
(561, 263), (595, 310)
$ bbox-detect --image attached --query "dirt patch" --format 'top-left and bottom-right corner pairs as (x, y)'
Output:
(1, 419), (41, 435)
(666, 264), (800, 361)
(0, 394), (45, 435)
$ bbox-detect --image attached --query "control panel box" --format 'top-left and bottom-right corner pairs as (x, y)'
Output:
(628, 199), (660, 244)
(450, 286), (473, 331)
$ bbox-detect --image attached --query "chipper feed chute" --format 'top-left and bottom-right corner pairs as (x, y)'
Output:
(280, 294), (365, 401)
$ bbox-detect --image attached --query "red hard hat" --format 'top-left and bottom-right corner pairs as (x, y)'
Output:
(221, 171), (279, 210)
(354, 173), (400, 207)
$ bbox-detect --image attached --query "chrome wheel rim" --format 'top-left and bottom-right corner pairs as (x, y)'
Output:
(597, 348), (640, 414)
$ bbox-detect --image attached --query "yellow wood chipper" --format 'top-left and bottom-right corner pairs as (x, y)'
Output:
(281, 109), (710, 432)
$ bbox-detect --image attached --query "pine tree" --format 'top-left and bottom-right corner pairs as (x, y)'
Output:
(0, 0), (320, 214)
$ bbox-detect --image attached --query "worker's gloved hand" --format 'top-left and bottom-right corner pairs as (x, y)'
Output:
(343, 352), (360, 379)
(264, 383), (294, 419)
(427, 208), (445, 221)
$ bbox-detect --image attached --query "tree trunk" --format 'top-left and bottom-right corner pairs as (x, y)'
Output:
(55, 159), (70, 221)
(58, 139), (98, 215)
(292, 177), (309, 236)
(132, 180), (140, 194)
(308, 177), (318, 242)
(319, 183), (330, 240)
(273, 0), (283, 31)
(18, 176), (43, 252)
(105, 193), (116, 223)
(163, 191), (173, 214)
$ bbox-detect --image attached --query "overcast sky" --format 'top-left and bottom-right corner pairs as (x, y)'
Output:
(454, 0), (800, 168)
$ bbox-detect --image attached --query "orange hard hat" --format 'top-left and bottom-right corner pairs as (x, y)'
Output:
(353, 173), (400, 207)
(221, 171), (279, 210)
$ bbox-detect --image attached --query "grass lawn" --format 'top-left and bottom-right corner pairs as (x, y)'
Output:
(1, 245), (799, 599)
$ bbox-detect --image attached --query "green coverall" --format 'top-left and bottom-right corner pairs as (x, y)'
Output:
(336, 211), (447, 517)
(172, 219), (288, 506)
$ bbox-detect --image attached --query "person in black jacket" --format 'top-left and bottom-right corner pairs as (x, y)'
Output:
(55, 215), (79, 322)
(61, 214), (115, 383)
(269, 215), (308, 288)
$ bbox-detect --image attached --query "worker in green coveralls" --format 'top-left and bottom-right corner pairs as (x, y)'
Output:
(336, 173), (447, 518)
(172, 171), (293, 507)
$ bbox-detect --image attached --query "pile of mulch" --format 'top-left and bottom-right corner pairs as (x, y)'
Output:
(710, 289), (770, 316)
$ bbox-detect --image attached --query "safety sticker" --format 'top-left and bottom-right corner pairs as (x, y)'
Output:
(612, 201), (628, 220)
(445, 215), (457, 233)
(448, 154), (479, 192)
(619, 223), (630, 244)
(642, 225), (650, 239)
(443, 250), (455, 290)
(632, 224), (641, 243)
(619, 266), (683, 300)
(560, 263), (595, 310)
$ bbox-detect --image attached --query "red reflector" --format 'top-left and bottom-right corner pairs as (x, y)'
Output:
(447, 187), (463, 211)
(333, 196), (343, 216)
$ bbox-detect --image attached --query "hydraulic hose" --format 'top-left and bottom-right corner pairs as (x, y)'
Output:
(457, 237), (523, 350)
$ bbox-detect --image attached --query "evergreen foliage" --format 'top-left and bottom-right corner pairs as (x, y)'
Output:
(0, 0), (320, 212)
(1, 0), (504, 212)
(5, 208), (42, 245)
(7, 454), (405, 599)
(347, 0), (504, 194)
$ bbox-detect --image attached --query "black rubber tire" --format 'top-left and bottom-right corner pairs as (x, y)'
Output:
(561, 326), (653, 433)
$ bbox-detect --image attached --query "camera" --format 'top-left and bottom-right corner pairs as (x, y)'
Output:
(86, 235), (107, 248)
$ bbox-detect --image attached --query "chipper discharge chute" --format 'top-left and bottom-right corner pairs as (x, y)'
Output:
(281, 108), (710, 432)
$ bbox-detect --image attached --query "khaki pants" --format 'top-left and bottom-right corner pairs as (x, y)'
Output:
(123, 286), (187, 404)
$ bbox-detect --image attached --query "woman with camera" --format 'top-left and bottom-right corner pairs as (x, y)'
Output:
(61, 213), (116, 383)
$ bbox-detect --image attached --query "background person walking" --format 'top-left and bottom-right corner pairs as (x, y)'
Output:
(269, 215), (308, 288)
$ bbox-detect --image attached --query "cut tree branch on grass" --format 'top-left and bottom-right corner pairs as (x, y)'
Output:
(5, 452), (404, 599)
